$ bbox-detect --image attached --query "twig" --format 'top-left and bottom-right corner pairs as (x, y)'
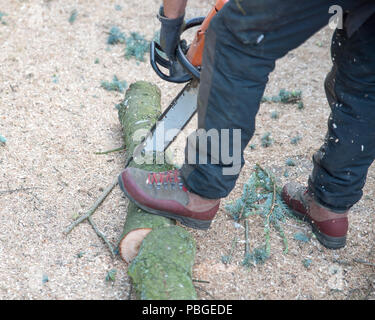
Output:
(280, 221), (307, 230)
(94, 146), (125, 155)
(0, 187), (40, 196)
(192, 279), (210, 284)
(238, 194), (251, 221)
(332, 259), (352, 266)
(256, 164), (277, 256)
(222, 236), (238, 265)
(256, 164), (277, 227)
(194, 286), (215, 300)
(244, 220), (250, 258)
(64, 177), (118, 234)
(88, 216), (116, 257)
(242, 219), (257, 267)
(128, 281), (133, 300)
(353, 258), (375, 267)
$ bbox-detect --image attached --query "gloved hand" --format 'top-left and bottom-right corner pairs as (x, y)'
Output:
(157, 6), (185, 61)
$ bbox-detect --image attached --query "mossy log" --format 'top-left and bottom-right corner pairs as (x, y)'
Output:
(118, 81), (174, 263)
(128, 225), (197, 300)
(117, 81), (197, 299)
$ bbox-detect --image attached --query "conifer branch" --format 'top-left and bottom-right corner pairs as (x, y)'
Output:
(225, 163), (292, 266)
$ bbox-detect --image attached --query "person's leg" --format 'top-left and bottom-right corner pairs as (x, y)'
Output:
(309, 13), (375, 212)
(282, 12), (375, 249)
(181, 0), (360, 199)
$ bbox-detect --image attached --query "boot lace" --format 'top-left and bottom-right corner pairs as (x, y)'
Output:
(147, 169), (187, 191)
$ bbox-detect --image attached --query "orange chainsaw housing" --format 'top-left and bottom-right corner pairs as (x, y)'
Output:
(186, 0), (229, 67)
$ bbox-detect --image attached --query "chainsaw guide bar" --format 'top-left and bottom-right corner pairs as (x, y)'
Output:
(126, 80), (199, 167)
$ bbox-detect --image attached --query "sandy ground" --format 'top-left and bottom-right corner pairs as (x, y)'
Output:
(0, 0), (374, 300)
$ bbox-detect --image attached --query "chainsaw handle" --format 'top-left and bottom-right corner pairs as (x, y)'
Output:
(150, 41), (192, 83)
(150, 0), (228, 83)
(176, 16), (205, 80)
(176, 43), (200, 80)
(150, 16), (205, 83)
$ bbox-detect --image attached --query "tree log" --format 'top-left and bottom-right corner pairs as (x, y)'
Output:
(128, 225), (197, 300)
(118, 81), (175, 263)
(117, 81), (197, 299)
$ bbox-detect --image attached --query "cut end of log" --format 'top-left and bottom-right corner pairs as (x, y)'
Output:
(119, 228), (152, 263)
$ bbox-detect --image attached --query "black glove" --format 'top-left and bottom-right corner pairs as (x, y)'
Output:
(158, 6), (185, 61)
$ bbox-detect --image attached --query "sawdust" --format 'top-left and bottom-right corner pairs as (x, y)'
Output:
(0, 0), (374, 300)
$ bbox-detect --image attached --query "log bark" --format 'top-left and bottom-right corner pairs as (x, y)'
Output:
(128, 225), (197, 300)
(118, 81), (175, 263)
(118, 81), (197, 299)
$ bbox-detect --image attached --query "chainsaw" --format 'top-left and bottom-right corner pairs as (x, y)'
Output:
(127, 0), (229, 167)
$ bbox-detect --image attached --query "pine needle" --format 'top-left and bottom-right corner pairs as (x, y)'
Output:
(69, 9), (78, 24)
(105, 269), (117, 282)
(261, 132), (273, 148)
(0, 134), (6, 144)
(262, 89), (302, 105)
(225, 164), (293, 266)
(124, 32), (149, 62)
(107, 26), (126, 45)
(0, 12), (7, 25)
(101, 75), (127, 93)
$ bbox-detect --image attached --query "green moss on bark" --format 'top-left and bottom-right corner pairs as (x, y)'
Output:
(118, 81), (174, 238)
(128, 225), (197, 300)
(118, 81), (196, 299)
(118, 81), (173, 171)
(121, 202), (174, 240)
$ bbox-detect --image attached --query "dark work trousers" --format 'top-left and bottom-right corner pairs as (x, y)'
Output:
(180, 0), (375, 212)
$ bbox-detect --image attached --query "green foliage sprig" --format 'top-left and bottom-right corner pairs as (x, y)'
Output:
(0, 134), (6, 144)
(0, 11), (7, 25)
(107, 26), (126, 45)
(69, 9), (78, 24)
(106, 27), (150, 62)
(105, 269), (117, 282)
(285, 158), (296, 166)
(261, 132), (273, 148)
(290, 135), (302, 145)
(124, 32), (149, 62)
(270, 111), (280, 119)
(225, 164), (292, 266)
(101, 75), (127, 93)
(262, 89), (302, 105)
(293, 232), (310, 243)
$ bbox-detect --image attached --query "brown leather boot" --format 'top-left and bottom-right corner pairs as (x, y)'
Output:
(282, 182), (348, 249)
(118, 167), (220, 230)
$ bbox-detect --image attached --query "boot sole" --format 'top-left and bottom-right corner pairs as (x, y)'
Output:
(118, 175), (212, 230)
(290, 209), (346, 250)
